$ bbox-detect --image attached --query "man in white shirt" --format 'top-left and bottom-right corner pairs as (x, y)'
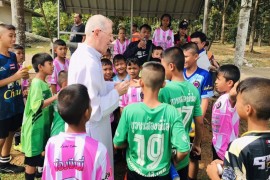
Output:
(190, 31), (211, 71)
(68, 14), (129, 171)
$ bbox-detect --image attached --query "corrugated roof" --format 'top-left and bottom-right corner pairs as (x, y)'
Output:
(61, 0), (203, 19)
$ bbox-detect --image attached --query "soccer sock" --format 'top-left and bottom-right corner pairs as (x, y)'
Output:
(25, 173), (35, 180)
(0, 155), (11, 166)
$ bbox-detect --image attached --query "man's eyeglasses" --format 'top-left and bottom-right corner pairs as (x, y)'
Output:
(92, 29), (113, 38)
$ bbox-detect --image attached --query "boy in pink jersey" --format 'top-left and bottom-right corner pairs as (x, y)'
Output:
(212, 64), (240, 161)
(152, 14), (174, 50)
(48, 39), (69, 94)
(114, 27), (130, 56)
(119, 58), (142, 110)
(42, 84), (112, 180)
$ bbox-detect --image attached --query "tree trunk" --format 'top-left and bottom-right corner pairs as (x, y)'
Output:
(221, 0), (230, 44)
(234, 0), (253, 68)
(258, 29), (262, 47)
(11, 0), (25, 48)
(249, 0), (260, 52)
(203, 0), (210, 35)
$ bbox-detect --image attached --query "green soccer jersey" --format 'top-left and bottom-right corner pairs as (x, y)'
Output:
(50, 101), (65, 137)
(158, 80), (202, 170)
(21, 78), (54, 157)
(113, 102), (189, 177)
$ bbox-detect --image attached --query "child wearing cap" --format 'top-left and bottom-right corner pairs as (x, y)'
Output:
(174, 20), (191, 47)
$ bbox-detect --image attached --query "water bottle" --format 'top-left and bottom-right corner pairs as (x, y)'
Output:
(169, 163), (180, 180)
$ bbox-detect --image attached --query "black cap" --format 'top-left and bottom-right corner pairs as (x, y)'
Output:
(179, 20), (188, 29)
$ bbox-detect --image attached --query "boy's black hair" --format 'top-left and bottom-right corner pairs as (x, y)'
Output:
(58, 84), (90, 126)
(0, 24), (16, 31)
(53, 39), (66, 49)
(181, 42), (199, 55)
(160, 13), (172, 27)
(13, 44), (24, 50)
(139, 24), (152, 32)
(32, 53), (53, 72)
(75, 13), (83, 19)
(101, 58), (112, 66)
(218, 64), (240, 84)
(163, 47), (185, 72)
(133, 24), (138, 28)
(113, 54), (126, 64)
(57, 70), (68, 88)
(153, 46), (163, 52)
(236, 77), (270, 120)
(142, 62), (165, 90)
(126, 57), (140, 67)
(190, 31), (207, 43)
(150, 58), (161, 63)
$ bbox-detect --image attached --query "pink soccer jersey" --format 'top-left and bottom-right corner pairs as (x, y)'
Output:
(152, 28), (174, 50)
(211, 93), (240, 160)
(119, 86), (143, 108)
(113, 39), (130, 55)
(42, 133), (112, 180)
(48, 58), (69, 92)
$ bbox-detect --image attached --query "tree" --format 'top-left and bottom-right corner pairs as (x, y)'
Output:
(234, 0), (253, 67)
(220, 0), (231, 44)
(249, 0), (260, 52)
(11, 0), (25, 48)
(203, 0), (210, 35)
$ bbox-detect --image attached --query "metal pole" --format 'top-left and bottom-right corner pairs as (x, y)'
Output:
(130, 0), (133, 39)
(57, 0), (60, 39)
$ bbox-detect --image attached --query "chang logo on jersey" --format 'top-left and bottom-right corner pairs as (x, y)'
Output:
(253, 154), (270, 170)
(193, 81), (200, 88)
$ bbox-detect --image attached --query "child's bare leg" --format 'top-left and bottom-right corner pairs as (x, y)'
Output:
(1, 132), (15, 157)
(188, 159), (199, 180)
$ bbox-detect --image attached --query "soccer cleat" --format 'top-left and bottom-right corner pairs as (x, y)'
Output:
(0, 163), (25, 173)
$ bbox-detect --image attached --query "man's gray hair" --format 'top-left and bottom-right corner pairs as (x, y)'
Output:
(85, 14), (113, 36)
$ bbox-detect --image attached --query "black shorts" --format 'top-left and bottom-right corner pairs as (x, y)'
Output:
(189, 136), (201, 161)
(0, 113), (23, 139)
(177, 165), (189, 180)
(127, 169), (170, 180)
(24, 155), (44, 167)
(212, 143), (222, 161)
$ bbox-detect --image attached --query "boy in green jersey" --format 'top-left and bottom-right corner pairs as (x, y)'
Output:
(158, 47), (203, 180)
(113, 62), (190, 179)
(50, 70), (67, 137)
(21, 53), (57, 180)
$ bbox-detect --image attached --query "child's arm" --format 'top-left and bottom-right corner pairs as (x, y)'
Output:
(0, 68), (29, 87)
(50, 84), (57, 95)
(229, 82), (239, 107)
(206, 159), (223, 180)
(192, 116), (203, 154)
(42, 94), (57, 109)
(201, 98), (209, 118)
(174, 151), (189, 164)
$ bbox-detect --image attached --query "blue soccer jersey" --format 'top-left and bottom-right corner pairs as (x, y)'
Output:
(0, 52), (24, 120)
(183, 67), (214, 99)
(112, 74), (130, 82)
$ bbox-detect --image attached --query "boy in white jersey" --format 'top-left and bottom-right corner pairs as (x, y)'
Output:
(211, 64), (240, 161)
(159, 47), (203, 180)
(43, 84), (112, 180)
(114, 62), (190, 179)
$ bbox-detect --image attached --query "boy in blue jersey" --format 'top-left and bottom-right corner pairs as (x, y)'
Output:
(0, 24), (29, 173)
(182, 42), (214, 180)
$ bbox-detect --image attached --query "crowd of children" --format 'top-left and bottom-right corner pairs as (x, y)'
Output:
(0, 11), (270, 180)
